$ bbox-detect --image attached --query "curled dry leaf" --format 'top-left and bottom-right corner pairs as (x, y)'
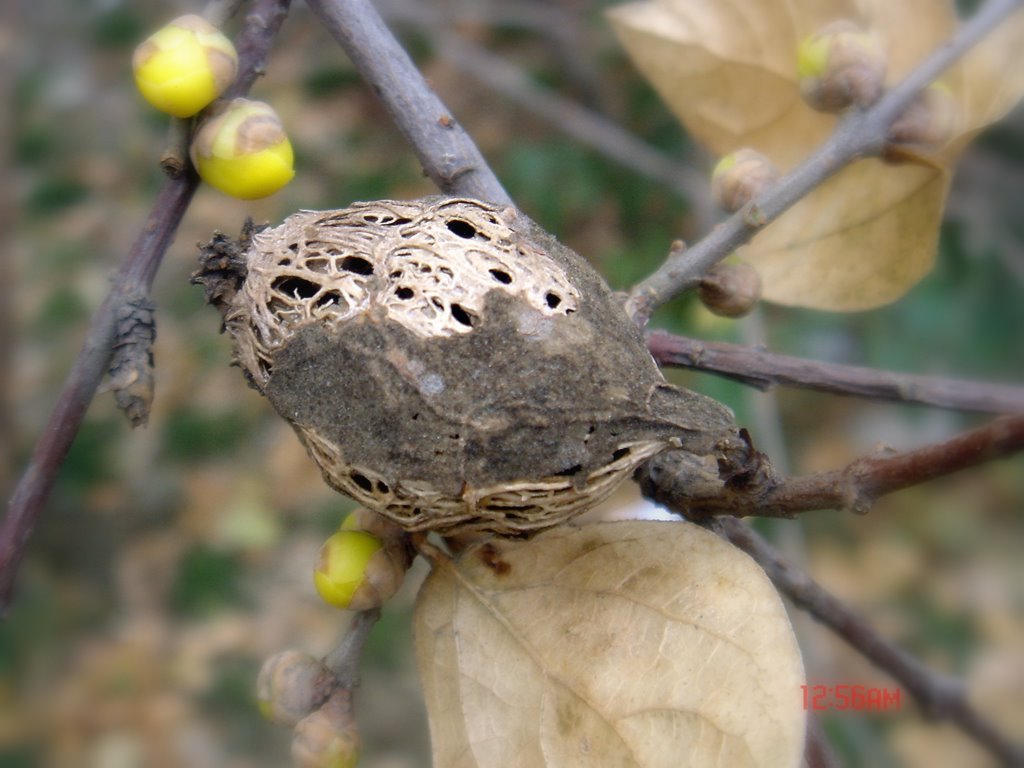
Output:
(608, 0), (1024, 309)
(414, 521), (805, 768)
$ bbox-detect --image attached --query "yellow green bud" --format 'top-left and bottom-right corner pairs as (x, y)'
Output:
(292, 691), (361, 768)
(133, 14), (238, 118)
(797, 21), (886, 112)
(257, 650), (337, 727)
(710, 148), (778, 212)
(191, 98), (295, 199)
(313, 526), (408, 610)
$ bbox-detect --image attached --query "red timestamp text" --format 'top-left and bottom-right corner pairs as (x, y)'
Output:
(801, 684), (902, 712)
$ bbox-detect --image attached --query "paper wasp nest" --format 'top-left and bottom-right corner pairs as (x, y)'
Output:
(196, 198), (741, 535)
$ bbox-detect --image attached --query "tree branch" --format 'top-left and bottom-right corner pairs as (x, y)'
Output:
(714, 517), (1024, 766)
(648, 330), (1024, 415)
(0, 0), (293, 615)
(625, 0), (1024, 324)
(641, 416), (1024, 519)
(378, 0), (715, 228)
(304, 0), (511, 205)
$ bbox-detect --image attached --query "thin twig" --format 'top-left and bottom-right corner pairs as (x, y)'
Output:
(641, 415), (1024, 520)
(626, 0), (1024, 324)
(715, 517), (1024, 767)
(0, 0), (293, 615)
(648, 330), (1024, 415)
(323, 608), (382, 687)
(304, 0), (511, 205)
(804, 712), (842, 768)
(380, 0), (715, 227)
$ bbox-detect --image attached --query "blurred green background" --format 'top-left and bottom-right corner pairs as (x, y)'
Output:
(2, 1), (1022, 766)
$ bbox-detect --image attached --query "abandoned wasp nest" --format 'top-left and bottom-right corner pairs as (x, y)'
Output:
(195, 197), (743, 535)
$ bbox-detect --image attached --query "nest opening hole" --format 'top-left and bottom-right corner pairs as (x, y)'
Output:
(314, 291), (344, 309)
(376, 480), (390, 494)
(446, 219), (478, 239)
(612, 447), (631, 461)
(340, 255), (374, 275)
(554, 464), (583, 477)
(450, 303), (474, 327)
(272, 276), (321, 300)
(287, 242), (299, 253)
(395, 287), (414, 300)
(545, 292), (562, 309)
(489, 269), (512, 284)
(351, 472), (373, 493)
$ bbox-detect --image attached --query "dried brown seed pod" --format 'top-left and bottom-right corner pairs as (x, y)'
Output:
(698, 262), (763, 318)
(196, 197), (743, 535)
(257, 650), (338, 727)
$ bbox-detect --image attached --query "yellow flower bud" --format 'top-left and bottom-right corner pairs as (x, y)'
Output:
(313, 525), (407, 610)
(191, 98), (295, 199)
(132, 14), (238, 118)
(710, 149), (778, 212)
(797, 21), (886, 112)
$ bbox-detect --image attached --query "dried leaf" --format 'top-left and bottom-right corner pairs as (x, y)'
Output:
(608, 0), (1024, 309)
(414, 521), (805, 768)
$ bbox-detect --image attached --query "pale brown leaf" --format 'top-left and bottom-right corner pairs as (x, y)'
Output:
(608, 0), (1024, 310)
(414, 521), (806, 768)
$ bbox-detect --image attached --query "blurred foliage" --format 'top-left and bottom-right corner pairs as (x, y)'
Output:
(2, 1), (1022, 767)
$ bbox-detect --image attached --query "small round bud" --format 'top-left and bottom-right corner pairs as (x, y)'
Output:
(257, 650), (337, 726)
(190, 98), (295, 199)
(313, 527), (407, 610)
(133, 15), (238, 118)
(797, 21), (886, 112)
(697, 262), (762, 318)
(340, 507), (406, 545)
(710, 149), (778, 212)
(887, 82), (959, 150)
(292, 691), (360, 768)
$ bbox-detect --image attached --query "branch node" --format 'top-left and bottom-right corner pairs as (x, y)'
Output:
(107, 289), (157, 428)
(742, 203), (768, 228)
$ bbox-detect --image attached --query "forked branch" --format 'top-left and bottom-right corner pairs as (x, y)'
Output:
(648, 330), (1024, 414)
(640, 416), (1024, 519)
(0, 0), (293, 613)
(305, 0), (511, 205)
(625, 0), (1024, 324)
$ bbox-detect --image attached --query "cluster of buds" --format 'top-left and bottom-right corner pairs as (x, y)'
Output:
(132, 14), (294, 199)
(796, 19), (958, 155)
(314, 509), (413, 611)
(257, 652), (360, 767)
